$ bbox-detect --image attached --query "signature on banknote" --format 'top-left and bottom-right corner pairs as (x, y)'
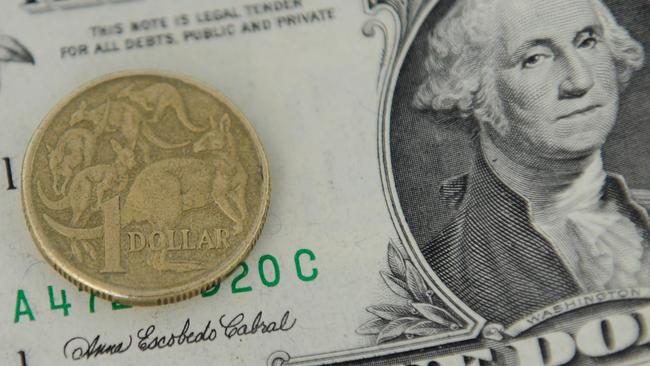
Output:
(62, 310), (296, 360)
(63, 334), (132, 361)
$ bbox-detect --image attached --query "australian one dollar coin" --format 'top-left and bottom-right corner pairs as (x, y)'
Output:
(21, 70), (270, 305)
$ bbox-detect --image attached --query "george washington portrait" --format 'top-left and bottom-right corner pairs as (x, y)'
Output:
(390, 0), (650, 326)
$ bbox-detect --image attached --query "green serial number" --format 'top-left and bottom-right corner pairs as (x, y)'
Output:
(14, 248), (318, 323)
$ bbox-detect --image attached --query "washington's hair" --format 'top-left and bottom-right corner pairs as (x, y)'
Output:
(413, 0), (645, 134)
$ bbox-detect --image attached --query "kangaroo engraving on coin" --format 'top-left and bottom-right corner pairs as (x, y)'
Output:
(22, 71), (270, 305)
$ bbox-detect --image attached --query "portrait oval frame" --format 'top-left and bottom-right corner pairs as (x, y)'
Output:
(376, 0), (486, 336)
(379, 0), (650, 335)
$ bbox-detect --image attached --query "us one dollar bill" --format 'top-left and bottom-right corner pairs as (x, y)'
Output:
(1, 0), (649, 365)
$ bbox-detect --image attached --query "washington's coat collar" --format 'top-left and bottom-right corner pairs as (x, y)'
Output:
(423, 141), (650, 325)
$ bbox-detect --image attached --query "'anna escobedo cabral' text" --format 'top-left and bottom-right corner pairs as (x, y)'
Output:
(63, 310), (296, 360)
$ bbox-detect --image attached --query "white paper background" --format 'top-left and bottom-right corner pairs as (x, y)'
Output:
(0, 1), (398, 365)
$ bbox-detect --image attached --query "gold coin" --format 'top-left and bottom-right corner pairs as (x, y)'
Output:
(22, 70), (270, 305)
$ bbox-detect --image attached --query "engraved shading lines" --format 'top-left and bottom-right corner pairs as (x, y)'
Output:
(421, 149), (587, 324)
(357, 240), (463, 344)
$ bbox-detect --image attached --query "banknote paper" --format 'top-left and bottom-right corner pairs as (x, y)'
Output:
(1, 0), (649, 365)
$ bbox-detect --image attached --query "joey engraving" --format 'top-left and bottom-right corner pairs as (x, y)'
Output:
(39, 140), (137, 262)
(39, 140), (136, 226)
(47, 128), (97, 196)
